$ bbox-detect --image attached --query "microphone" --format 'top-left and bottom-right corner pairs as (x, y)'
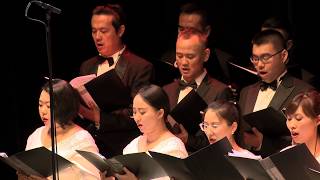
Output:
(35, 1), (61, 14)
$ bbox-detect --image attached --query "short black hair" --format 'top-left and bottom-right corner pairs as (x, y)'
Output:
(252, 29), (287, 50)
(42, 79), (80, 129)
(180, 2), (210, 31)
(92, 4), (126, 32)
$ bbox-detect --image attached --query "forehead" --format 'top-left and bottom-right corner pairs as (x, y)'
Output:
(179, 13), (202, 27)
(204, 110), (221, 122)
(293, 106), (307, 116)
(39, 90), (50, 101)
(91, 14), (114, 26)
(252, 43), (276, 55)
(133, 94), (149, 108)
(176, 36), (204, 53)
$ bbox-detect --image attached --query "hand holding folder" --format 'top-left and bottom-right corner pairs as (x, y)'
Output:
(78, 137), (236, 180)
(70, 69), (131, 113)
(242, 107), (290, 137)
(76, 150), (167, 180)
(0, 147), (73, 178)
(169, 90), (207, 134)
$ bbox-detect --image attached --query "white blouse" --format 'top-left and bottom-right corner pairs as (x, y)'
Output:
(26, 126), (100, 180)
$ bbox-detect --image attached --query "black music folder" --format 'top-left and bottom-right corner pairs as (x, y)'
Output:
(0, 147), (73, 178)
(242, 107), (290, 137)
(226, 143), (320, 180)
(149, 137), (244, 180)
(84, 69), (131, 112)
(170, 90), (207, 134)
(76, 150), (167, 180)
(305, 168), (320, 180)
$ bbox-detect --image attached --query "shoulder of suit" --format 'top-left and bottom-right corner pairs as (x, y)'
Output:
(282, 74), (314, 90)
(162, 80), (179, 91)
(240, 81), (260, 93)
(81, 56), (99, 67)
(206, 75), (229, 89)
(122, 49), (152, 66)
(290, 76), (315, 90)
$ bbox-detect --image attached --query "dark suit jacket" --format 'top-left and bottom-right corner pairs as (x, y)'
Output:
(238, 73), (314, 157)
(163, 74), (232, 152)
(80, 49), (154, 157)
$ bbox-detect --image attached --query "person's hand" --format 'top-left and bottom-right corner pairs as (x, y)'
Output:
(17, 171), (30, 180)
(28, 175), (47, 180)
(175, 124), (189, 144)
(114, 167), (138, 180)
(79, 104), (100, 124)
(100, 171), (115, 180)
(243, 127), (263, 150)
(17, 171), (48, 180)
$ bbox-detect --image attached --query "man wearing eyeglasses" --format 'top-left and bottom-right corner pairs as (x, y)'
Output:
(238, 29), (314, 157)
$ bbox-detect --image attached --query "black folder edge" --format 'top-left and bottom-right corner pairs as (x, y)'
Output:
(76, 150), (168, 180)
(268, 143), (320, 180)
(226, 156), (273, 180)
(76, 150), (124, 176)
(149, 151), (194, 180)
(150, 137), (237, 180)
(226, 144), (320, 180)
(169, 90), (207, 134)
(0, 155), (43, 177)
(242, 107), (290, 137)
(185, 137), (242, 180)
(0, 147), (73, 177)
(305, 167), (320, 180)
(84, 69), (131, 112)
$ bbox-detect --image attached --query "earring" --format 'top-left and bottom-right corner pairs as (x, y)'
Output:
(174, 61), (178, 68)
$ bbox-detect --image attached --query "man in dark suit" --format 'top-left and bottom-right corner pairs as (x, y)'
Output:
(239, 29), (314, 157)
(159, 2), (236, 86)
(79, 4), (154, 157)
(163, 32), (232, 152)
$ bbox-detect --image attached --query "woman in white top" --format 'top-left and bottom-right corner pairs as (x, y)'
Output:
(284, 90), (320, 163)
(18, 79), (100, 180)
(101, 84), (188, 180)
(200, 100), (260, 159)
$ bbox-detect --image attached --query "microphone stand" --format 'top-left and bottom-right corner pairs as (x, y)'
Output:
(45, 11), (59, 180)
(25, 1), (59, 179)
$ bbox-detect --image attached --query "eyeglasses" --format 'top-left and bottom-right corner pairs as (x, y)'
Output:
(199, 122), (220, 131)
(250, 49), (284, 64)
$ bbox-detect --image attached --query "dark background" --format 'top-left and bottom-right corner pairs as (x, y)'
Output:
(1, 0), (319, 178)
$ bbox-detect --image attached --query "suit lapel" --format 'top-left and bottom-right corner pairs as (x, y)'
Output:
(90, 57), (100, 75)
(269, 74), (294, 110)
(245, 83), (260, 114)
(196, 75), (210, 98)
(172, 81), (181, 107)
(114, 50), (129, 81)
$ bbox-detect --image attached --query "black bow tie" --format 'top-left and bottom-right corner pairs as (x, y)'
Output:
(260, 80), (277, 91)
(98, 55), (114, 66)
(178, 80), (197, 90)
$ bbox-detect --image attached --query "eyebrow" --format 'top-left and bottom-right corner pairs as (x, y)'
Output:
(133, 107), (148, 110)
